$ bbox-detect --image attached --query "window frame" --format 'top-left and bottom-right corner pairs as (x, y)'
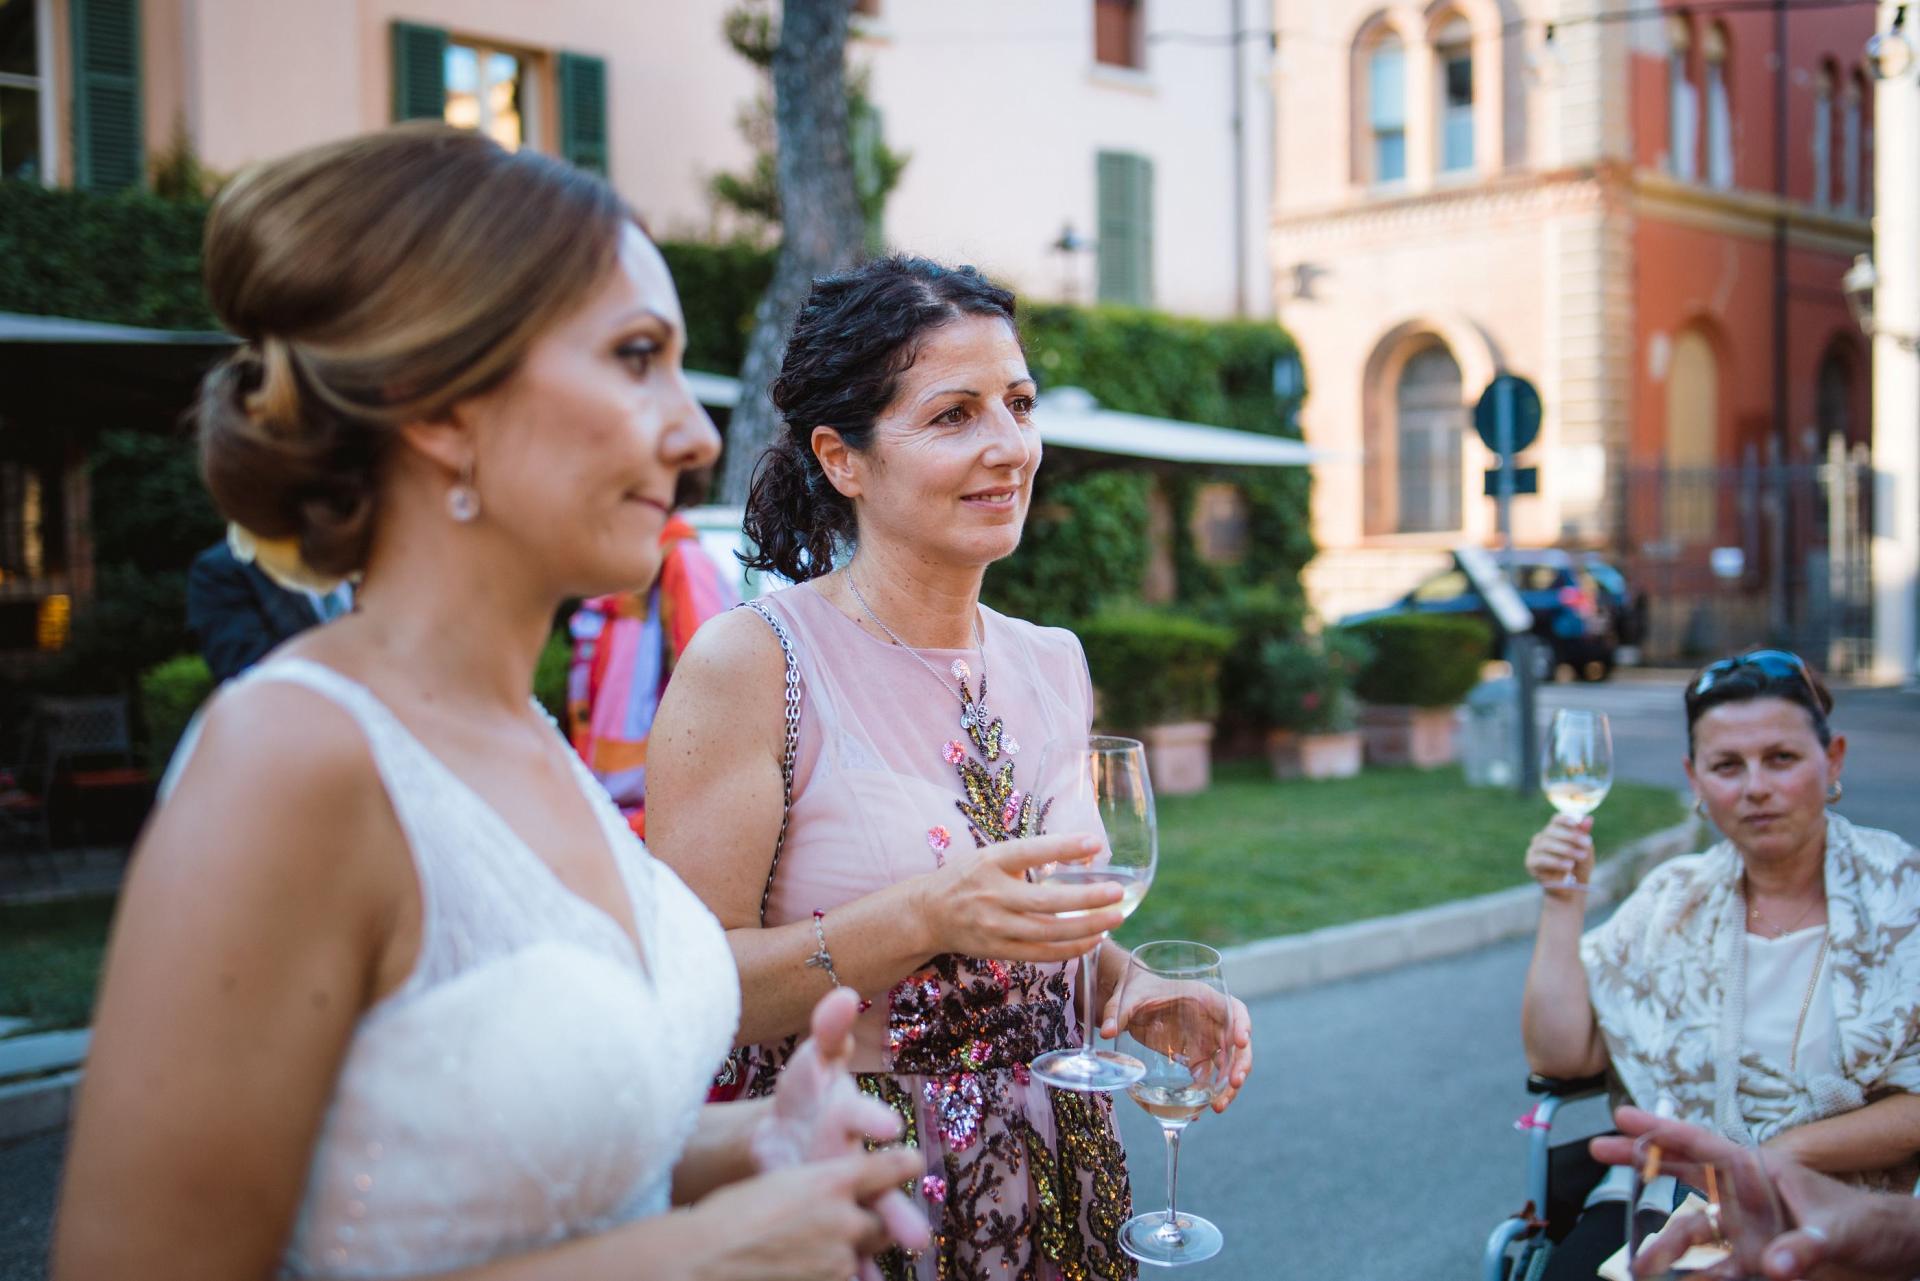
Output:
(1667, 16), (1698, 181)
(1841, 73), (1863, 214)
(1093, 0), (1145, 72)
(1703, 24), (1733, 189)
(1367, 33), (1408, 186)
(1434, 17), (1474, 176)
(0, 0), (58, 184)
(1812, 66), (1833, 209)
(443, 35), (541, 154)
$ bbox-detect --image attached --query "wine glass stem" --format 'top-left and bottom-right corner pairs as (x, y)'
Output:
(1078, 938), (1102, 1060)
(1160, 1123), (1187, 1240)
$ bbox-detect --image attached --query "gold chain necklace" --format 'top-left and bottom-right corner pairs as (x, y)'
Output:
(1788, 933), (1831, 1075)
(1745, 878), (1823, 940)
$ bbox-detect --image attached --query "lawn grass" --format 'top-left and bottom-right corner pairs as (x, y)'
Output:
(1117, 762), (1686, 950)
(0, 895), (117, 1034)
(0, 768), (1685, 1032)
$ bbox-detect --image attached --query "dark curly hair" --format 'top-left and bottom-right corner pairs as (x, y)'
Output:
(739, 256), (1019, 583)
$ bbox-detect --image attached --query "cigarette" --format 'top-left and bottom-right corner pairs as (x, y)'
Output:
(1640, 1143), (1662, 1183)
(1704, 1164), (1720, 1210)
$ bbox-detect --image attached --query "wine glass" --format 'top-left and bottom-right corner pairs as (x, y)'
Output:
(1541, 708), (1612, 892)
(1029, 735), (1157, 1093)
(1627, 1136), (1786, 1279)
(1115, 941), (1232, 1267)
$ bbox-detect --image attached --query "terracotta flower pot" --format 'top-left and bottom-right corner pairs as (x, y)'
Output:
(1264, 728), (1301, 779)
(1297, 729), (1364, 780)
(1140, 721), (1214, 796)
(1358, 704), (1459, 768)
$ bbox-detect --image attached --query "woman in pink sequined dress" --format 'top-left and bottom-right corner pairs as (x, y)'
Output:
(650, 258), (1252, 1281)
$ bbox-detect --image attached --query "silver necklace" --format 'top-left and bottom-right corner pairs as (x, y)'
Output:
(1745, 877), (1823, 939)
(844, 571), (987, 731)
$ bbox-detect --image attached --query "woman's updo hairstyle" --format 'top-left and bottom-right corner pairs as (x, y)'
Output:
(195, 123), (629, 578)
(1683, 649), (1836, 754)
(740, 255), (1018, 583)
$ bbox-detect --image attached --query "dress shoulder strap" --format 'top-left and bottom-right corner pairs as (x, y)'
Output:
(738, 600), (801, 925)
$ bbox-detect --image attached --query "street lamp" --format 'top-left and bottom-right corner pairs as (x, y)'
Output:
(1049, 222), (1091, 303)
(1868, 5), (1915, 81)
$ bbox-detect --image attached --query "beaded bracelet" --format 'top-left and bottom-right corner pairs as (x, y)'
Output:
(803, 909), (872, 1013)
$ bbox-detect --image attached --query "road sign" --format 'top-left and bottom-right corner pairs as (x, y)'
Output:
(1473, 374), (1543, 456)
(1483, 466), (1538, 497)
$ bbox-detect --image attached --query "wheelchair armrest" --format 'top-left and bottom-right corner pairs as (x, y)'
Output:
(1525, 1072), (1608, 1098)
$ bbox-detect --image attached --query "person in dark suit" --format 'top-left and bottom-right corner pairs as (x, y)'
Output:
(186, 541), (350, 683)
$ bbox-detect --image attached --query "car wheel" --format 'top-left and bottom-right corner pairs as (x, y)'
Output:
(1578, 657), (1614, 683)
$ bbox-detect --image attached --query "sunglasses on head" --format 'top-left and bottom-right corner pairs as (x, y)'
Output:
(1690, 649), (1817, 702)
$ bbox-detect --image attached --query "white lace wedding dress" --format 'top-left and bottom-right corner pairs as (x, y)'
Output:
(164, 658), (740, 1279)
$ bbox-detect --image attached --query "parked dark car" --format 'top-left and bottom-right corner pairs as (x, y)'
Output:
(1340, 549), (1620, 681)
(1577, 553), (1648, 650)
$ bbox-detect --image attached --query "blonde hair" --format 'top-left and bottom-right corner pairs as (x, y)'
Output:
(195, 123), (629, 576)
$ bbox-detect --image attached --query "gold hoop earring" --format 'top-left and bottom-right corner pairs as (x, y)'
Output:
(448, 461), (480, 523)
(1827, 780), (1844, 805)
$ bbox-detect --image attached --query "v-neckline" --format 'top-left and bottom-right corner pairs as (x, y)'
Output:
(278, 659), (653, 980)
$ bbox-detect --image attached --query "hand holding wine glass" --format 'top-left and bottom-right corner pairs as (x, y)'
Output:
(1540, 709), (1612, 893)
(1115, 942), (1233, 1267)
(1030, 735), (1157, 1093)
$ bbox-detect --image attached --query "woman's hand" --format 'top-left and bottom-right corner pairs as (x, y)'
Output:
(1098, 978), (1253, 1115)
(1525, 814), (1595, 897)
(685, 1148), (930, 1281)
(912, 833), (1125, 963)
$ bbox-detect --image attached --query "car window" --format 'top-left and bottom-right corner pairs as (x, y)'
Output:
(1584, 561), (1627, 596)
(1508, 564), (1566, 593)
(1412, 570), (1472, 602)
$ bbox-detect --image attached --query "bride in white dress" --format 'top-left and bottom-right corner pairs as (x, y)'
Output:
(54, 125), (925, 1281)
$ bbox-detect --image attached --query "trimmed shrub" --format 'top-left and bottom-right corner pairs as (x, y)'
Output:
(1079, 611), (1233, 729)
(1210, 586), (1308, 732)
(1246, 628), (1373, 734)
(1336, 614), (1492, 707)
(139, 654), (214, 771)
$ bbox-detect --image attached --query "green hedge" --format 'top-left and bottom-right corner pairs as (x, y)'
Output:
(139, 654), (214, 771)
(983, 469), (1152, 626)
(1079, 610), (1233, 729)
(534, 630), (571, 725)
(657, 239), (775, 374)
(1335, 614), (1492, 708)
(0, 180), (216, 328)
(1243, 628), (1372, 734)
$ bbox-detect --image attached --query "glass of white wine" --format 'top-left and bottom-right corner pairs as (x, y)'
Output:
(1541, 708), (1612, 892)
(1116, 941), (1232, 1267)
(1030, 735), (1157, 1092)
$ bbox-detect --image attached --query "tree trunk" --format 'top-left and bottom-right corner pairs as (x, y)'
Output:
(718, 0), (867, 505)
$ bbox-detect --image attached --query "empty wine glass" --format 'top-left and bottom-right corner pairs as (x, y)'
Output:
(1029, 736), (1157, 1093)
(1542, 708), (1612, 892)
(1116, 941), (1232, 1267)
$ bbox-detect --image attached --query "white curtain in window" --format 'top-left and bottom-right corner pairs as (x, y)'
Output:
(1669, 52), (1698, 180)
(1842, 89), (1862, 213)
(1706, 60), (1733, 188)
(1370, 38), (1407, 183)
(1812, 81), (1832, 208)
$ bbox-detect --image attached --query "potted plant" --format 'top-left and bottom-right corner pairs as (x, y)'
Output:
(1079, 610), (1234, 796)
(1248, 630), (1370, 780)
(1335, 614), (1492, 768)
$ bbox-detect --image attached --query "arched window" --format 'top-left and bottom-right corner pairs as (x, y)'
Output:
(1817, 345), (1858, 446)
(1704, 25), (1733, 188)
(1841, 74), (1863, 214)
(1395, 346), (1465, 533)
(1812, 66), (1834, 209)
(1668, 17), (1698, 180)
(1368, 34), (1408, 184)
(1436, 16), (1474, 173)
(1665, 329), (1719, 541)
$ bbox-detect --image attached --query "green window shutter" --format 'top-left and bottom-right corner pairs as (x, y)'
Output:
(70, 0), (143, 192)
(1096, 151), (1154, 307)
(391, 22), (448, 122)
(558, 52), (609, 175)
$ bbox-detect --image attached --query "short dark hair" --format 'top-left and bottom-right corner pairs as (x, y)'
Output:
(739, 256), (1019, 584)
(1684, 650), (1835, 755)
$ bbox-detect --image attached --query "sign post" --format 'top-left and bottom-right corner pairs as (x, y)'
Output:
(1473, 374), (1545, 795)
